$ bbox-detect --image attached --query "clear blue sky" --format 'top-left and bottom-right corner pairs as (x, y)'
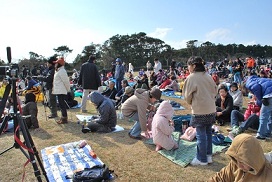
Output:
(0, 0), (271, 63)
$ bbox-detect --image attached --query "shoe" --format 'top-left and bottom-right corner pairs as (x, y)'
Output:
(230, 126), (242, 137)
(48, 115), (58, 119)
(190, 157), (208, 166)
(82, 127), (91, 133)
(128, 133), (142, 140)
(207, 155), (213, 164)
(82, 110), (88, 113)
(57, 117), (68, 124)
(256, 135), (266, 140)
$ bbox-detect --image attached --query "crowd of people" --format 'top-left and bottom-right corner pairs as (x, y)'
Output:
(1, 54), (272, 180)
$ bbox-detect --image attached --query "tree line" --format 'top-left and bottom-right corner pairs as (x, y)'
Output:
(5, 32), (272, 71)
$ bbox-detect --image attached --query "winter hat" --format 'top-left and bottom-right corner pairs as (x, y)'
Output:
(47, 56), (57, 65)
(115, 58), (121, 63)
(150, 87), (162, 100)
(53, 57), (65, 66)
(125, 86), (134, 95)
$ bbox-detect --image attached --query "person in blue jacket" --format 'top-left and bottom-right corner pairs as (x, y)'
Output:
(245, 75), (272, 140)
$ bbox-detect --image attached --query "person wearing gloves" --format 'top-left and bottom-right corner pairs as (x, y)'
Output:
(209, 133), (272, 182)
(82, 91), (117, 133)
(52, 57), (70, 124)
(152, 100), (178, 151)
(121, 87), (162, 140)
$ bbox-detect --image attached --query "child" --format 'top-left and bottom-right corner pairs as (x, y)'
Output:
(23, 92), (39, 129)
(152, 100), (178, 151)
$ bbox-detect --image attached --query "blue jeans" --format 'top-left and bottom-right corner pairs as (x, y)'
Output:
(196, 124), (212, 163)
(258, 97), (272, 138)
(233, 72), (242, 84)
(231, 110), (259, 131)
(129, 112), (141, 137)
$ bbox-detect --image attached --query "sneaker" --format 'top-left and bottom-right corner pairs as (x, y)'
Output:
(190, 157), (208, 166)
(48, 115), (58, 119)
(256, 135), (266, 140)
(82, 127), (91, 133)
(207, 155), (213, 164)
(230, 126), (242, 137)
(128, 133), (142, 140)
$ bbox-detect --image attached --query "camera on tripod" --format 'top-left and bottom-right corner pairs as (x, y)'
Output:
(0, 47), (19, 78)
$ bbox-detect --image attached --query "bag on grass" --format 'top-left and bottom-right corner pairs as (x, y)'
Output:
(180, 126), (196, 141)
(72, 164), (110, 182)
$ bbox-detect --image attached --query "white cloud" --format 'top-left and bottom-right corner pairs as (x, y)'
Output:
(148, 28), (172, 39)
(205, 28), (232, 43)
(243, 40), (257, 46)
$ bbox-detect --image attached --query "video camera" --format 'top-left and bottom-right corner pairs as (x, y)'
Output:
(0, 47), (19, 77)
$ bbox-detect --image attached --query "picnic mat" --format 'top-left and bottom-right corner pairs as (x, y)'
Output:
(161, 91), (184, 99)
(41, 140), (105, 182)
(76, 115), (124, 132)
(145, 132), (228, 167)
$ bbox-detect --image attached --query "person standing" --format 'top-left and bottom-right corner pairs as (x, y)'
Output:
(78, 55), (101, 113)
(39, 56), (58, 118)
(146, 60), (152, 71)
(183, 56), (217, 165)
(115, 58), (125, 92)
(246, 75), (272, 140)
(52, 57), (70, 124)
(153, 58), (162, 74)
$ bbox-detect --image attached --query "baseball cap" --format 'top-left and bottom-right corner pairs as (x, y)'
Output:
(53, 57), (65, 66)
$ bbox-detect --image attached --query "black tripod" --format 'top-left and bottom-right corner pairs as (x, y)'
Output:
(0, 48), (48, 181)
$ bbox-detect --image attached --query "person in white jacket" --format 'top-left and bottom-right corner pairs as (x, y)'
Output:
(229, 82), (243, 111)
(52, 57), (71, 124)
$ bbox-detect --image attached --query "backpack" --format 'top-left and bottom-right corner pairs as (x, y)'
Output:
(73, 165), (110, 182)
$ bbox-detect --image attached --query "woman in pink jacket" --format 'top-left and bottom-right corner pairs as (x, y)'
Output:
(152, 100), (178, 151)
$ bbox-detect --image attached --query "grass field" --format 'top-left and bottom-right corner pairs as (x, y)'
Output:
(0, 94), (271, 182)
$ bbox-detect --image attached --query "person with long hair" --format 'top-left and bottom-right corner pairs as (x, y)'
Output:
(183, 56), (217, 165)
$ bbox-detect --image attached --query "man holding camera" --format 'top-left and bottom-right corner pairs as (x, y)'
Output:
(39, 57), (58, 118)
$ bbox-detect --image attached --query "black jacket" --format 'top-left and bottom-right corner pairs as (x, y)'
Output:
(78, 60), (101, 89)
(41, 66), (55, 90)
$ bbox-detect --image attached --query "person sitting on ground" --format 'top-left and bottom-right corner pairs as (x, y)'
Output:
(209, 133), (272, 182)
(115, 79), (129, 107)
(101, 80), (118, 100)
(121, 87), (162, 139)
(229, 82), (243, 111)
(211, 71), (220, 86)
(228, 94), (260, 137)
(82, 91), (117, 133)
(159, 75), (171, 89)
(22, 92), (39, 130)
(25, 76), (38, 90)
(115, 86), (134, 110)
(152, 100), (178, 151)
(215, 84), (234, 126)
(165, 75), (179, 91)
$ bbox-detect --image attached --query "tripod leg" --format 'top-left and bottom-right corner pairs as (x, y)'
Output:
(21, 116), (49, 181)
(17, 115), (48, 182)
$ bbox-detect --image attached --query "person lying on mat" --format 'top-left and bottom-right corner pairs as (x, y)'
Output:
(209, 133), (272, 182)
(152, 100), (178, 151)
(82, 91), (117, 133)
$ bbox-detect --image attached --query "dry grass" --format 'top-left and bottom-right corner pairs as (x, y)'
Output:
(0, 95), (271, 182)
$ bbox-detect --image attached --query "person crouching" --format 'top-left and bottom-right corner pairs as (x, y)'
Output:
(23, 92), (39, 129)
(82, 91), (117, 133)
(152, 100), (178, 151)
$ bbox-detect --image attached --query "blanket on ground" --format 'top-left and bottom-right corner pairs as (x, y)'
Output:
(145, 132), (228, 167)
